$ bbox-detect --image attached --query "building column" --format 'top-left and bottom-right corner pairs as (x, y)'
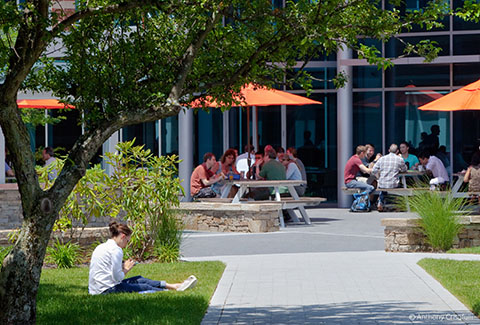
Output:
(179, 108), (193, 202)
(337, 46), (353, 208)
(223, 111), (229, 153)
(102, 131), (120, 176)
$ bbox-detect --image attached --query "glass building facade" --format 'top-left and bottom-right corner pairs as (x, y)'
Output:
(19, 0), (480, 205)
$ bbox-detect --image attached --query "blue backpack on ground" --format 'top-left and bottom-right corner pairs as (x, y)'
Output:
(350, 191), (371, 212)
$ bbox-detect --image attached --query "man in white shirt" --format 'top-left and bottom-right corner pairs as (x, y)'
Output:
(418, 151), (449, 190)
(42, 146), (57, 181)
(236, 144), (255, 177)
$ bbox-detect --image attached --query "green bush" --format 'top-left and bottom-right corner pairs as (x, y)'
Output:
(46, 240), (82, 268)
(0, 246), (12, 263)
(401, 191), (469, 251)
(154, 243), (180, 263)
(103, 140), (184, 260)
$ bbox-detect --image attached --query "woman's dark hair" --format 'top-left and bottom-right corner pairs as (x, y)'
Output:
(109, 221), (132, 237)
(471, 152), (480, 166)
(220, 148), (237, 164)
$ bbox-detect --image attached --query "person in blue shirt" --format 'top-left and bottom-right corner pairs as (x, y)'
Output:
(399, 141), (419, 170)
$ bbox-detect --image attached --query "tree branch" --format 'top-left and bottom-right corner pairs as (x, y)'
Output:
(164, 7), (223, 106)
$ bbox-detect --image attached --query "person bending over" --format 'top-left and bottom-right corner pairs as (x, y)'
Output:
(89, 221), (196, 294)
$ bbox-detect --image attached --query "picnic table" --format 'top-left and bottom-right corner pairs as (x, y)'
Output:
(219, 179), (325, 227)
(399, 170), (425, 188)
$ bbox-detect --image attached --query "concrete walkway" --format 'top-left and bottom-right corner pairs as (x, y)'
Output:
(181, 209), (480, 324)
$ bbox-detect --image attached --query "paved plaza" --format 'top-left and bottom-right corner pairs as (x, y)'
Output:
(181, 209), (480, 324)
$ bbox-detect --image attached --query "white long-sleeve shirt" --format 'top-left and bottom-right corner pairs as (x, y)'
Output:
(88, 239), (125, 295)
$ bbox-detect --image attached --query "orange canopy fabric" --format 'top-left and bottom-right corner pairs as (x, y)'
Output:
(190, 83), (322, 107)
(419, 79), (480, 111)
(17, 99), (75, 109)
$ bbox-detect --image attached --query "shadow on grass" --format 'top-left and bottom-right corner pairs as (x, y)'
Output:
(37, 282), (209, 325)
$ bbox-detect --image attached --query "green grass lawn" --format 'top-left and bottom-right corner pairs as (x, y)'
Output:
(37, 261), (225, 325)
(418, 258), (480, 316)
(447, 246), (480, 254)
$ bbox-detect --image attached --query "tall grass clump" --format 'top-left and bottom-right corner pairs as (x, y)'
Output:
(46, 240), (82, 268)
(400, 191), (469, 251)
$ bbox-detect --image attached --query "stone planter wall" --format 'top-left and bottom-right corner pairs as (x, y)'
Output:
(0, 187), (22, 230)
(382, 216), (480, 252)
(0, 227), (110, 247)
(177, 202), (281, 233)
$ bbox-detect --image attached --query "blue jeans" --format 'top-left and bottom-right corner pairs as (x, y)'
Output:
(102, 276), (167, 294)
(345, 180), (374, 194)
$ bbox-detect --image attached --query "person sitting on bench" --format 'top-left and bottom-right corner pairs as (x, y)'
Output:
(344, 145), (374, 194)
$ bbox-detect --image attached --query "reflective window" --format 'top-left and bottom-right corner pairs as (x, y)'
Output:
(353, 66), (382, 88)
(453, 34), (480, 55)
(453, 63), (480, 86)
(385, 35), (449, 58)
(385, 64), (449, 87)
(257, 105), (281, 150)
(453, 0), (480, 30)
(286, 93), (337, 201)
(289, 67), (336, 90)
(228, 107), (249, 153)
(353, 38), (382, 59)
(353, 92), (382, 150)
(161, 115), (178, 157)
(385, 0), (449, 31)
(123, 122), (158, 156)
(194, 108), (223, 164)
(50, 109), (82, 155)
(385, 91), (450, 155)
(453, 111), (480, 172)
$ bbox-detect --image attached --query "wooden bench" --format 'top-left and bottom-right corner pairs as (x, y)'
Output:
(341, 187), (429, 196)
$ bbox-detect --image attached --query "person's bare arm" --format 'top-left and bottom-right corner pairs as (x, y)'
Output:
(464, 167), (472, 183)
(359, 164), (371, 174)
(201, 173), (224, 186)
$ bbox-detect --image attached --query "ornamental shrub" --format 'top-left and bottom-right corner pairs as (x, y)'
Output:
(46, 240), (82, 268)
(401, 191), (469, 251)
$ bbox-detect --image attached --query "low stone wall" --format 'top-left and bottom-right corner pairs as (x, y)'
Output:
(0, 187), (22, 230)
(382, 216), (480, 252)
(1, 227), (110, 247)
(177, 202), (281, 233)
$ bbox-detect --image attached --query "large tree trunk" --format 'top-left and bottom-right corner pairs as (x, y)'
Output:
(0, 196), (59, 324)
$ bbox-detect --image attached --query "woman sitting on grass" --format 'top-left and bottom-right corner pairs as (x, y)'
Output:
(88, 221), (196, 295)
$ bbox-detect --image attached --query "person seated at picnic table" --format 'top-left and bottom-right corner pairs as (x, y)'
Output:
(286, 147), (306, 180)
(190, 152), (225, 198)
(399, 141), (419, 170)
(464, 154), (480, 193)
(357, 144), (381, 186)
(5, 161), (14, 177)
(344, 145), (374, 194)
(418, 151), (449, 190)
(89, 221), (197, 294)
(276, 146), (285, 161)
(214, 148), (241, 198)
(249, 148), (287, 200)
(372, 144), (407, 211)
(236, 144), (255, 177)
(281, 154), (305, 196)
(248, 151), (264, 180)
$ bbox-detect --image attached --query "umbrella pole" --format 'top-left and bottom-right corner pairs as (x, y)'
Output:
(247, 106), (251, 178)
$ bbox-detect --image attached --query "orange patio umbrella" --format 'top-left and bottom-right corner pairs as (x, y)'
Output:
(17, 99), (75, 109)
(190, 83), (322, 161)
(418, 79), (480, 111)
